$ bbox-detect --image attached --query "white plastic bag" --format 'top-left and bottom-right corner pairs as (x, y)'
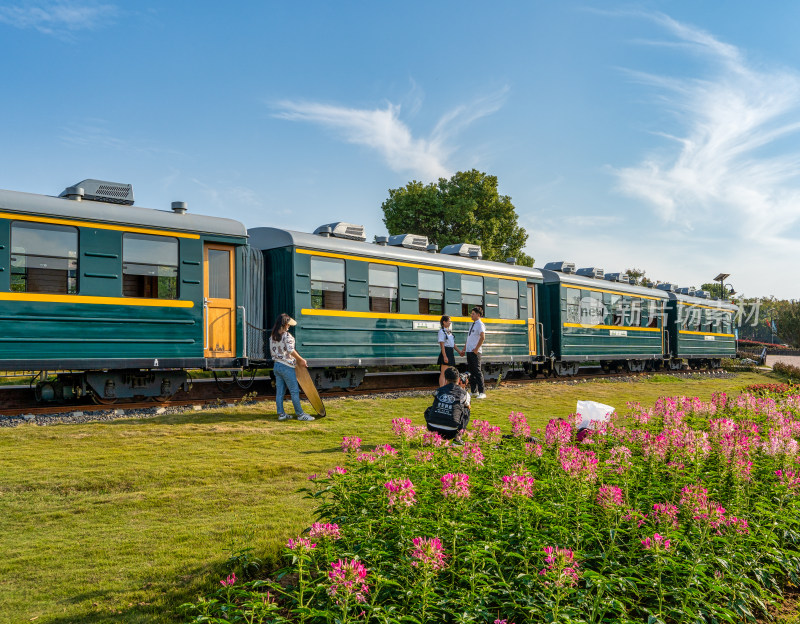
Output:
(576, 400), (615, 430)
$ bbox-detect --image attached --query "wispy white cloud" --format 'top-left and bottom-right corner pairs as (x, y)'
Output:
(0, 1), (118, 37)
(273, 88), (508, 181)
(614, 13), (800, 249)
(60, 119), (182, 156)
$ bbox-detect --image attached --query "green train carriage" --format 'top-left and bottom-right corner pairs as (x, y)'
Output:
(538, 263), (670, 375)
(0, 180), (252, 402)
(248, 224), (545, 389)
(661, 286), (737, 369)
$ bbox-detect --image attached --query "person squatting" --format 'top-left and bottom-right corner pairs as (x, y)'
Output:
(424, 367), (471, 443)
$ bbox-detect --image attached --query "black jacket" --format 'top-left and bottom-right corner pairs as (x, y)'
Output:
(424, 383), (470, 430)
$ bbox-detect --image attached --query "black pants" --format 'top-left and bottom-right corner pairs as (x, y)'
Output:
(466, 351), (485, 394)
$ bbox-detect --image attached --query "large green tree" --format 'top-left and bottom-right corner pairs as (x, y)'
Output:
(381, 169), (533, 266)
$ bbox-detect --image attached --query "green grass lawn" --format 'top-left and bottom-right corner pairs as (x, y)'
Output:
(0, 371), (775, 623)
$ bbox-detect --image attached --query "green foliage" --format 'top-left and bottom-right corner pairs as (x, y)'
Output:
(381, 170), (533, 266)
(774, 361), (800, 382)
(182, 391), (800, 623)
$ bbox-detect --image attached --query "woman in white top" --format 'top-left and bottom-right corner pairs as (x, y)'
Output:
(437, 315), (465, 387)
(269, 313), (314, 421)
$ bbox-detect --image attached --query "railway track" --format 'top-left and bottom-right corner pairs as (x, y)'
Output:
(0, 367), (733, 421)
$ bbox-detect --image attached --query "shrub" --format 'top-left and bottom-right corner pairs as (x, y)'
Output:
(181, 396), (800, 624)
(774, 361), (800, 382)
(723, 357), (757, 372)
(742, 383), (797, 396)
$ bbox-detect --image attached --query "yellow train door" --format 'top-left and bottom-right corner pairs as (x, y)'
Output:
(203, 244), (235, 358)
(527, 284), (537, 355)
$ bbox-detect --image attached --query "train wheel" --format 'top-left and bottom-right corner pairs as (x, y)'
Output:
(91, 393), (118, 405)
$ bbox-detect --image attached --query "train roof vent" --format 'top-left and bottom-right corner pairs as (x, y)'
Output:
(604, 272), (631, 284)
(543, 261), (576, 274)
(388, 233), (429, 251)
(59, 179), (134, 205)
(696, 290), (710, 299)
(441, 243), (482, 259)
(655, 282), (678, 292)
(375, 236), (388, 246)
(678, 287), (697, 296)
(313, 222), (366, 241)
(577, 267), (604, 279)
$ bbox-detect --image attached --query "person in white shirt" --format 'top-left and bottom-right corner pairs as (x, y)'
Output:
(437, 315), (465, 387)
(463, 306), (487, 399)
(269, 313), (314, 421)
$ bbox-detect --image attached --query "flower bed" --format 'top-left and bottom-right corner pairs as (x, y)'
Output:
(181, 394), (800, 623)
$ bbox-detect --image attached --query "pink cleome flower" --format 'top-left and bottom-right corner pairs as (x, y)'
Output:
(374, 443), (399, 458)
(604, 446), (633, 474)
(410, 536), (448, 571)
(776, 469), (800, 492)
(287, 537), (317, 551)
(309, 523), (341, 541)
(391, 417), (415, 439)
(545, 418), (573, 447)
(500, 472), (535, 499)
(641, 533), (671, 552)
(651, 503), (679, 529)
(415, 450), (435, 462)
(472, 419), (503, 445)
(525, 442), (544, 457)
(328, 465), (348, 477)
(458, 441), (485, 467)
(384, 478), (416, 509)
(595, 485), (624, 510)
(220, 572), (236, 587)
(355, 452), (377, 463)
(540, 546), (580, 587)
(422, 431), (446, 447)
(441, 473), (470, 499)
(558, 446), (598, 482)
(341, 436), (362, 453)
(328, 558), (370, 605)
(509, 411), (531, 438)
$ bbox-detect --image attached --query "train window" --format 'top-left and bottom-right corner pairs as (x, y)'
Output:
(461, 274), (483, 316)
(369, 263), (398, 313)
(565, 288), (580, 323)
(418, 269), (443, 315)
(310, 256), (345, 310)
(647, 300), (660, 328)
(723, 311), (732, 334)
(10, 222), (78, 294)
(498, 279), (519, 319)
(630, 299), (642, 326)
(611, 294), (623, 325)
(123, 234), (178, 299)
(602, 292), (613, 325)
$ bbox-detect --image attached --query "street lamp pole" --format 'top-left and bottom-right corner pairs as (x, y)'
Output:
(713, 273), (730, 300)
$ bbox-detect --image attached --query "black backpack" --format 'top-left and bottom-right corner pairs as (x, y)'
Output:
(424, 385), (468, 429)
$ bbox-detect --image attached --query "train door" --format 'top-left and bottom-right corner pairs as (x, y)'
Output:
(203, 243), (236, 358)
(527, 284), (537, 355)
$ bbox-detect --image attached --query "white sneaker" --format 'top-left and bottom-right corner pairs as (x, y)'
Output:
(476, 393), (487, 399)
(278, 414), (292, 421)
(297, 414), (315, 421)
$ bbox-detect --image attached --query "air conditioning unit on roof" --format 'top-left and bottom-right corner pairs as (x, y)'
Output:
(543, 261), (576, 274)
(604, 272), (631, 284)
(60, 179), (134, 205)
(388, 234), (428, 251)
(577, 267), (604, 279)
(313, 222), (366, 241)
(440, 243), (482, 259)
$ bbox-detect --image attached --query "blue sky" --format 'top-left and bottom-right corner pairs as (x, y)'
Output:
(2, 1), (800, 299)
